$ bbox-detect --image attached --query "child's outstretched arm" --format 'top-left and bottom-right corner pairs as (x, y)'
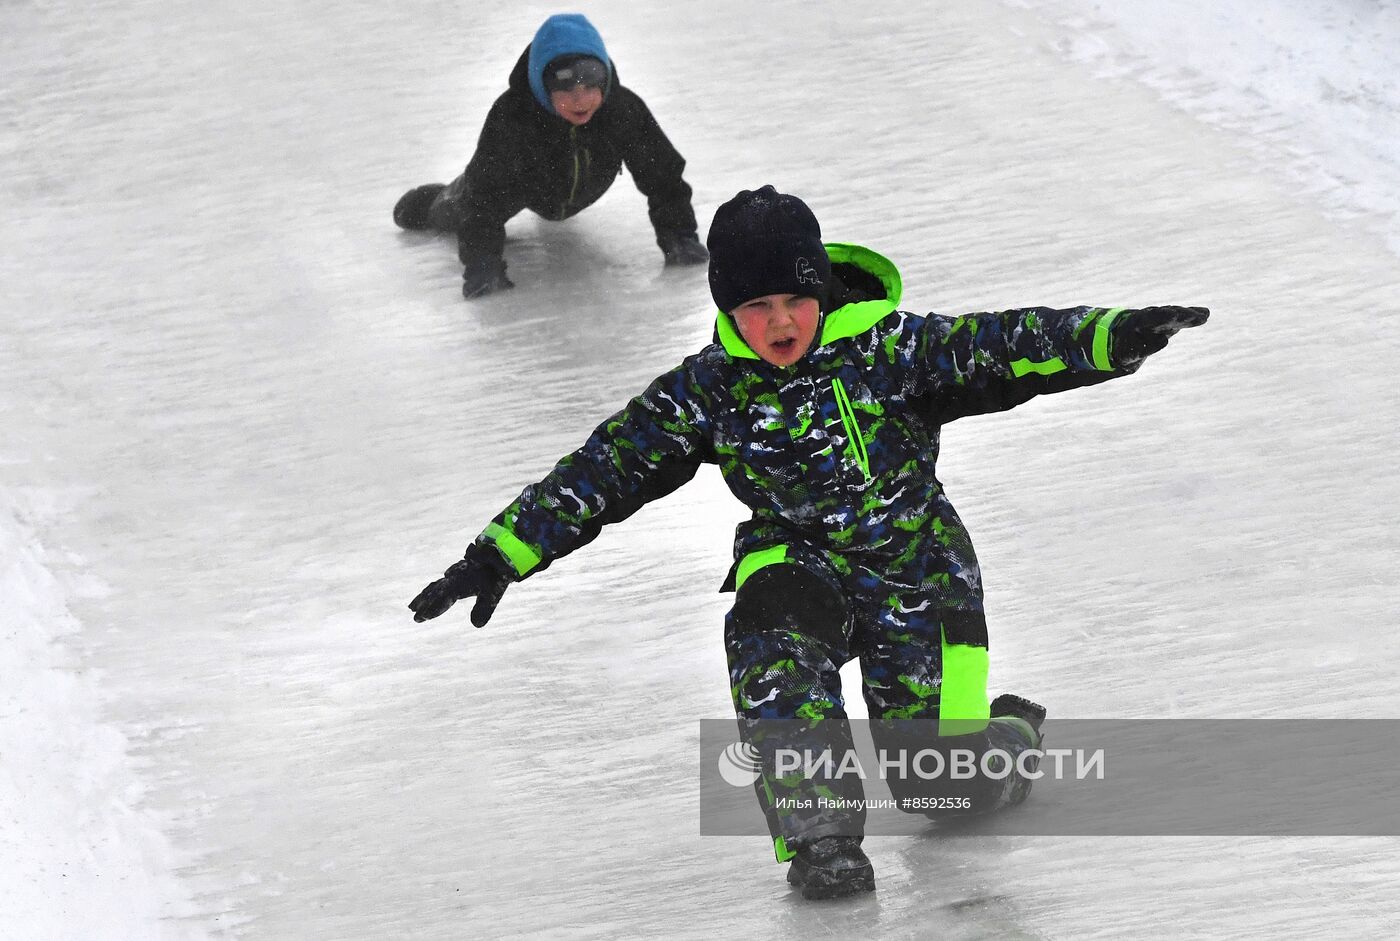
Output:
(408, 364), (714, 625)
(914, 304), (1209, 421)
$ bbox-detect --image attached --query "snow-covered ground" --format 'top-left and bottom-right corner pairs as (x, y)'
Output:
(1, 489), (195, 937)
(3, 0), (1399, 937)
(1010, 0), (1400, 255)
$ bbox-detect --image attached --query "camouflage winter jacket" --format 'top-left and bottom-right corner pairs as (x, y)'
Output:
(473, 243), (1139, 607)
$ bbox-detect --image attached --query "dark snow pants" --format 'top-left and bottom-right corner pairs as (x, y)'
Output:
(723, 540), (1040, 861)
(424, 171), (610, 237)
(425, 174), (472, 233)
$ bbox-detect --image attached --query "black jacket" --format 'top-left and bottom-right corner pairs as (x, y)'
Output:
(457, 47), (699, 267)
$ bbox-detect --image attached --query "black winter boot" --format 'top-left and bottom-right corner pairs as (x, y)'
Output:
(785, 837), (875, 900)
(990, 693), (1047, 743)
(393, 183), (447, 230)
(989, 693), (1047, 809)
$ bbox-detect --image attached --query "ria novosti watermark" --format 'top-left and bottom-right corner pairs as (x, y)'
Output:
(760, 743), (1104, 783)
(699, 719), (1400, 836)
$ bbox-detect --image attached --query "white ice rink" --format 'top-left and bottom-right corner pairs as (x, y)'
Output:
(3, 1), (1399, 937)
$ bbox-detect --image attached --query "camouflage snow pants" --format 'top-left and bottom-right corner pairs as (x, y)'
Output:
(723, 539), (1041, 860)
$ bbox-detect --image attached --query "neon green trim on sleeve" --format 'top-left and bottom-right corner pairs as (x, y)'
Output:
(735, 544), (789, 590)
(1009, 356), (1067, 378)
(938, 625), (990, 737)
(482, 522), (542, 577)
(1092, 307), (1128, 371)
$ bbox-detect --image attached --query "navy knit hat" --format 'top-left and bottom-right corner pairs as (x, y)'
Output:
(706, 186), (830, 313)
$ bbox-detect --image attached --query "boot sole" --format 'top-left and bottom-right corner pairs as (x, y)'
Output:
(801, 869), (876, 900)
(789, 862), (876, 900)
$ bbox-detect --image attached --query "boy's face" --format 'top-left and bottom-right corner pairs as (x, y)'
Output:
(551, 86), (604, 125)
(733, 293), (821, 367)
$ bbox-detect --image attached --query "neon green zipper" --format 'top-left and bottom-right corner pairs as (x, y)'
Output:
(831, 377), (872, 481)
(563, 126), (581, 216)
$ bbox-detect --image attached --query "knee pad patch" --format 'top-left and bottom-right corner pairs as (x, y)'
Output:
(732, 563), (849, 648)
(940, 608), (989, 648)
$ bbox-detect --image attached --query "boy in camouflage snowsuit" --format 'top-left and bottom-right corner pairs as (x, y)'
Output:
(410, 185), (1209, 898)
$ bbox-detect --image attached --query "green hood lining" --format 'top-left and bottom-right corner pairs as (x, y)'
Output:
(714, 243), (903, 361)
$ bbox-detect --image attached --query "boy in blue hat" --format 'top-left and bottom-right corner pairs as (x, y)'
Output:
(394, 14), (707, 298)
(409, 186), (1208, 896)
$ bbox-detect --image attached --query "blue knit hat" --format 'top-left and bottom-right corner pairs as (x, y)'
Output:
(527, 14), (611, 112)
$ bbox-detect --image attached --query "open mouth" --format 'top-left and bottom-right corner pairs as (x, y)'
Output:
(771, 337), (797, 355)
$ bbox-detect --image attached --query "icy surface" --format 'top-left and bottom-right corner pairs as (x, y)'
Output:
(1010, 0), (1400, 255)
(1, 488), (196, 939)
(3, 0), (1399, 937)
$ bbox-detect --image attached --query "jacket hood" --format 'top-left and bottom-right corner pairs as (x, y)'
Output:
(714, 243), (903, 362)
(524, 14), (612, 112)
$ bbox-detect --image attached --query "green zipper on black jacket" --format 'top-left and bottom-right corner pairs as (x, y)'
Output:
(562, 126), (582, 216)
(831, 377), (872, 481)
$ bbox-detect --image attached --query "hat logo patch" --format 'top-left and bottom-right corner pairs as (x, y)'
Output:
(795, 257), (821, 285)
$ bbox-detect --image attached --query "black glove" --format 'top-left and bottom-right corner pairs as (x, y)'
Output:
(409, 544), (513, 626)
(658, 232), (709, 267)
(1112, 306), (1210, 366)
(462, 255), (515, 299)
